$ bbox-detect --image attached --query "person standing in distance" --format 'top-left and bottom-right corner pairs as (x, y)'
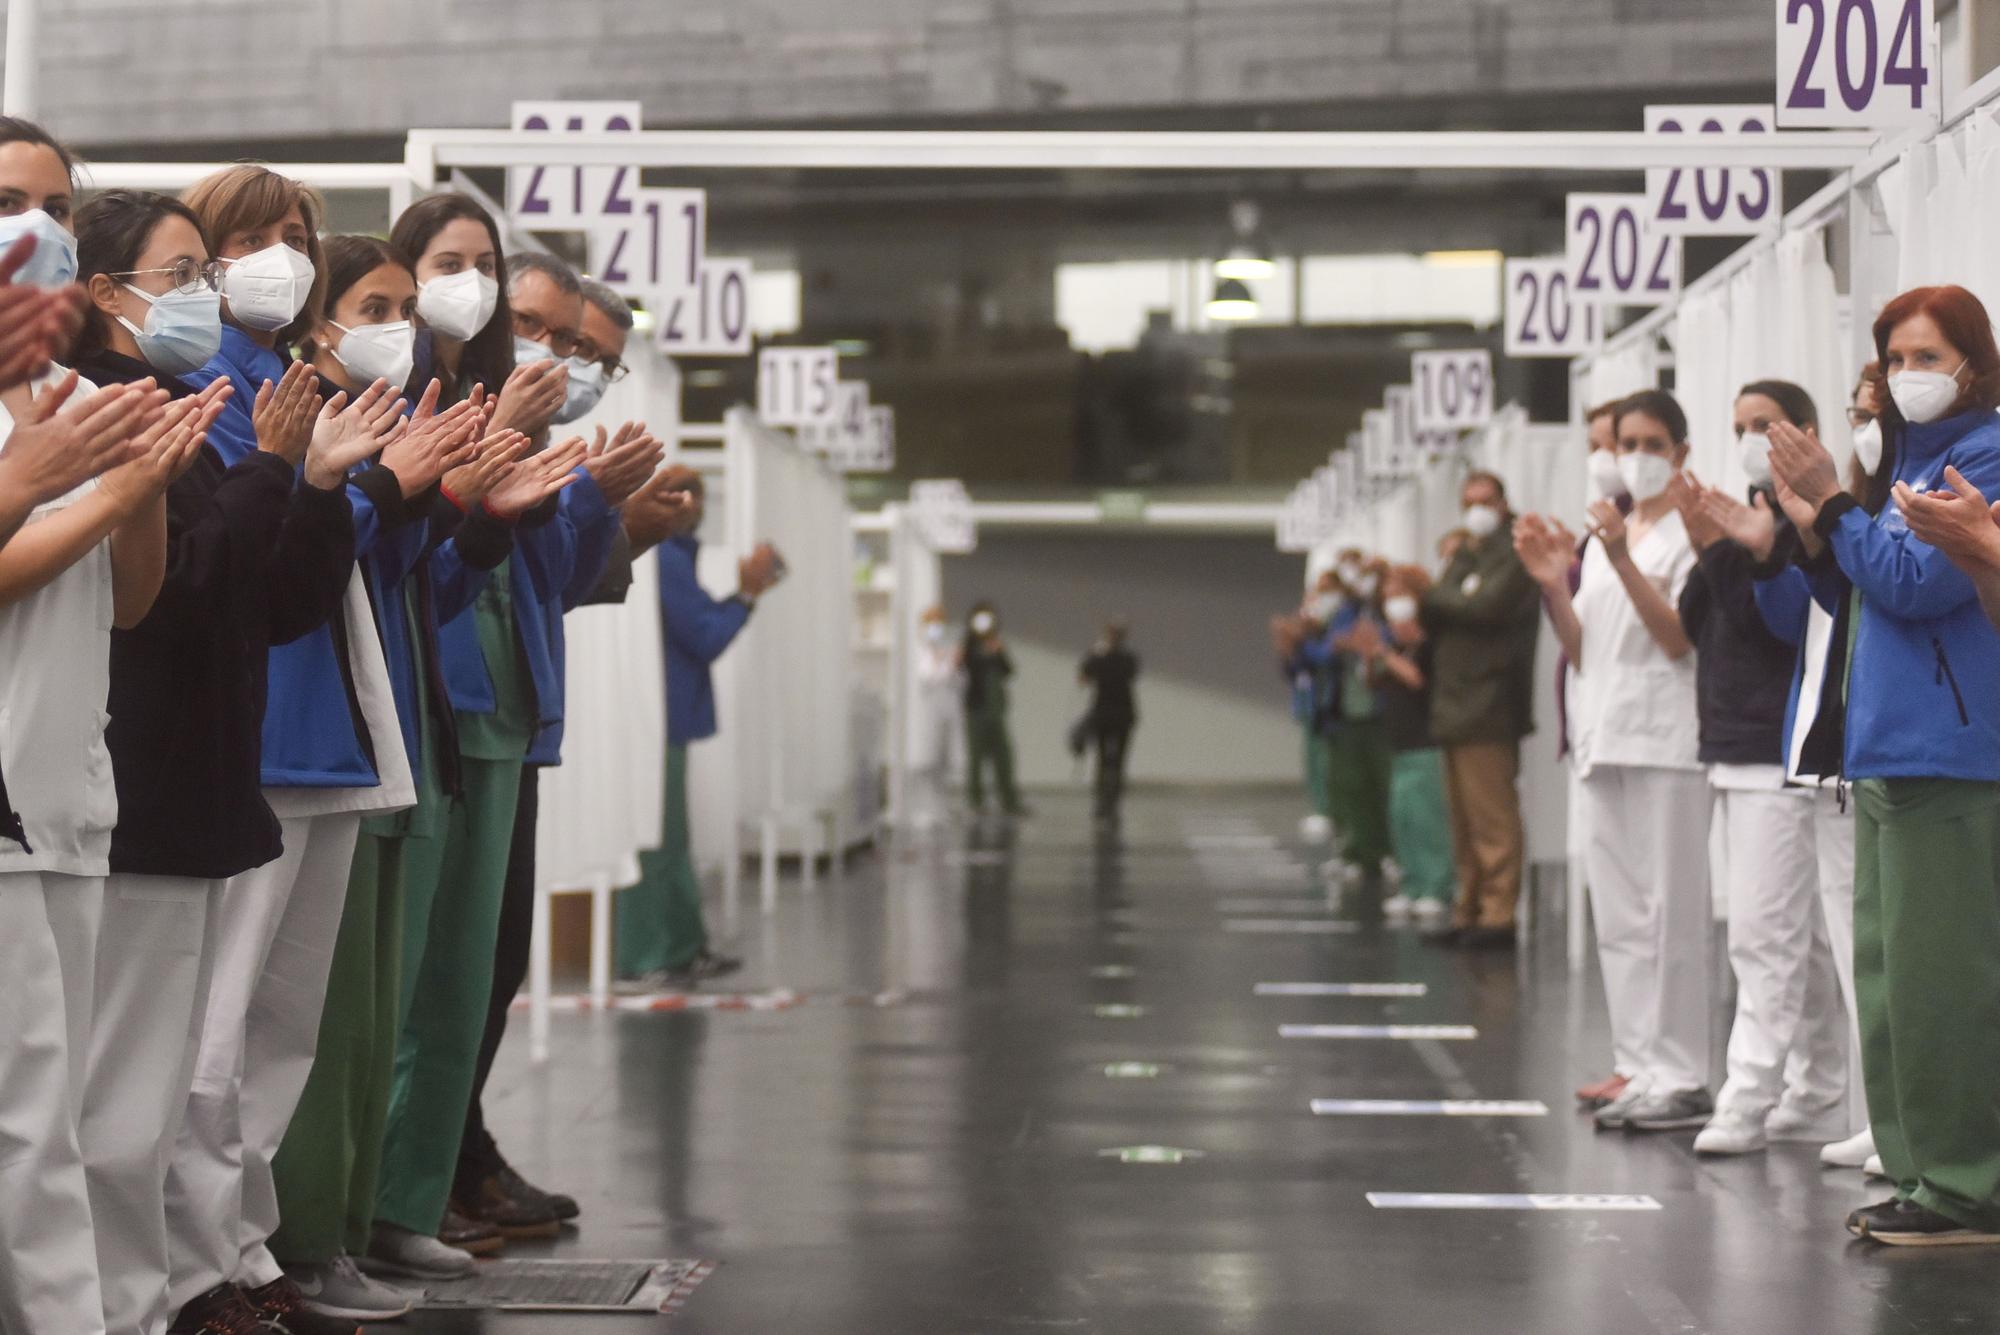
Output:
(962, 602), (1026, 818)
(1419, 471), (1540, 949)
(614, 466), (783, 990)
(1079, 620), (1140, 822)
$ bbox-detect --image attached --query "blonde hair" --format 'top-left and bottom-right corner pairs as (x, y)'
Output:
(182, 164), (329, 345)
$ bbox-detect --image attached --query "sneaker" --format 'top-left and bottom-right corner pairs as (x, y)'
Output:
(1575, 1073), (1630, 1110)
(440, 1205), (505, 1256)
(1693, 1111), (1768, 1156)
(1766, 1102), (1850, 1143)
(283, 1254), (414, 1320)
(687, 950), (743, 981)
(456, 1171), (563, 1238)
(1864, 1199), (2000, 1247)
(1864, 1154), (1890, 1181)
(167, 1284), (266, 1335)
(1410, 898), (1448, 922)
(493, 1162), (580, 1222)
(1821, 1127), (1877, 1169)
(1299, 814), (1332, 844)
(363, 1221), (475, 1280)
(242, 1275), (362, 1335)
(1382, 894), (1413, 919)
(1847, 1196), (1904, 1238)
(1624, 1088), (1716, 1133)
(613, 968), (696, 996)
(1593, 1082), (1650, 1131)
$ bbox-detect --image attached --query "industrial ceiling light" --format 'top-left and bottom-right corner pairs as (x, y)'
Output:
(1214, 199), (1276, 281)
(1206, 276), (1259, 321)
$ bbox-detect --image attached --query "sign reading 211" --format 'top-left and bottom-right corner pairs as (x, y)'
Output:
(1777, 0), (1937, 129)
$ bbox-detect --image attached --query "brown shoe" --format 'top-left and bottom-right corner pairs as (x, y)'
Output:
(1574, 1073), (1630, 1110)
(456, 1173), (563, 1239)
(439, 1204), (506, 1255)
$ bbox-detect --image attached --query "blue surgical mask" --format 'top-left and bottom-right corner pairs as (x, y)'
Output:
(513, 334), (553, 367)
(118, 283), (222, 377)
(553, 355), (606, 424)
(0, 208), (77, 287)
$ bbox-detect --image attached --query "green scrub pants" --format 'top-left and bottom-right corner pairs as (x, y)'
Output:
(1388, 748), (1454, 904)
(615, 744), (709, 978)
(374, 757), (522, 1235)
(1854, 777), (2000, 1231)
(268, 830), (409, 1262)
(966, 707), (1020, 812)
(1304, 724), (1331, 818)
(1326, 718), (1392, 870)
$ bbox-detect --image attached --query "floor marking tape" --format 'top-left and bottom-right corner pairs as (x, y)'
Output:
(1280, 1024), (1477, 1040)
(1366, 1193), (1661, 1211)
(1312, 1099), (1549, 1116)
(1256, 982), (1427, 997)
(1224, 919), (1360, 935)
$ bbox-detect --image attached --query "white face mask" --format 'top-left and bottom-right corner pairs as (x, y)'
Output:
(118, 283), (223, 378)
(1889, 364), (1964, 426)
(1335, 562), (1362, 589)
(1852, 417), (1885, 475)
(1738, 431), (1773, 487)
(1384, 595), (1419, 624)
(1308, 593), (1339, 622)
(1617, 451), (1675, 502)
(417, 269), (498, 342)
(514, 333), (555, 368)
(1587, 448), (1628, 499)
(924, 622), (947, 644)
(1352, 572), (1380, 599)
(328, 319), (415, 394)
(553, 355), (606, 424)
(219, 241), (316, 332)
(1462, 503), (1502, 538)
(970, 612), (996, 635)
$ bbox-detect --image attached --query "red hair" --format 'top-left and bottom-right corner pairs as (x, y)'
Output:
(1871, 285), (2000, 424)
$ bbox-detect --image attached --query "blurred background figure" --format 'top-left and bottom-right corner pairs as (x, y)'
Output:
(961, 601), (1025, 818)
(1078, 619), (1140, 823)
(1373, 568), (1452, 924)
(912, 603), (963, 828)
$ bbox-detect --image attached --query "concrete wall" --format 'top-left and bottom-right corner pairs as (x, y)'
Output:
(31, 0), (1766, 148)
(942, 528), (1305, 789)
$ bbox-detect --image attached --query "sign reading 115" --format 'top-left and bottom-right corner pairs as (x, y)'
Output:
(1776, 0), (1936, 129)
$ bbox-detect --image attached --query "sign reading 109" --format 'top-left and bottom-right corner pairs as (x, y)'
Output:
(1777, 0), (1937, 129)
(1411, 350), (1493, 432)
(1565, 195), (1680, 308)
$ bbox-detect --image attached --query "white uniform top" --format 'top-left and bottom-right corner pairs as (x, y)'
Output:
(1568, 507), (1701, 777)
(0, 370), (118, 875)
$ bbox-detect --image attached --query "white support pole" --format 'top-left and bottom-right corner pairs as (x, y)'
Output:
(760, 816), (780, 916)
(3, 0), (37, 119)
(528, 881), (553, 1062)
(588, 876), (612, 1012)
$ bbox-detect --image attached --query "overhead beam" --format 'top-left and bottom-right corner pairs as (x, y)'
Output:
(405, 128), (1876, 179)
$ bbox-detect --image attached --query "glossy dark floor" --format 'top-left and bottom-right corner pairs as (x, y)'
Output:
(430, 788), (2000, 1334)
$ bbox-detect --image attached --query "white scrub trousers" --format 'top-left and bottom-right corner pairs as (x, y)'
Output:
(0, 870), (107, 1335)
(1579, 765), (1714, 1098)
(1799, 786), (1863, 1132)
(1707, 785), (1848, 1124)
(84, 874), (221, 1335)
(163, 813), (360, 1312)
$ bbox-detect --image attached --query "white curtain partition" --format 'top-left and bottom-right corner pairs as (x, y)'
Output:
(884, 503), (945, 824)
(699, 408), (856, 871)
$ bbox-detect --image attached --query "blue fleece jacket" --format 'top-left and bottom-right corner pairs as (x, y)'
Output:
(184, 326), (420, 788)
(1808, 409), (2000, 782)
(658, 534), (751, 745)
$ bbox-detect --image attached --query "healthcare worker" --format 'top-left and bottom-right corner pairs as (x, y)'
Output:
(962, 601), (1025, 817)
(1768, 284), (2000, 1246)
(1516, 389), (1713, 1134)
(915, 603), (964, 822)
(1669, 381), (1848, 1157)
(1374, 566), (1454, 924)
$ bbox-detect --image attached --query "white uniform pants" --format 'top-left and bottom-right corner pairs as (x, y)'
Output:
(1792, 787), (1863, 1133)
(1707, 787), (1848, 1122)
(0, 871), (106, 1335)
(1580, 766), (1713, 1097)
(164, 813), (359, 1311)
(85, 875), (221, 1335)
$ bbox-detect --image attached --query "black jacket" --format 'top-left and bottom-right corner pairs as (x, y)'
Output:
(84, 350), (357, 879)
(1677, 530), (1795, 767)
(1081, 646), (1139, 732)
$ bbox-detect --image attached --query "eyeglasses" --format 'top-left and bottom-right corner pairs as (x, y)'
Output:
(115, 258), (225, 296)
(1846, 408), (1877, 429)
(570, 337), (631, 383)
(512, 310), (578, 360)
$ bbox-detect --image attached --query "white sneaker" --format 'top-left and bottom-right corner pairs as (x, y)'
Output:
(1864, 1154), (1889, 1180)
(287, 1254), (416, 1319)
(1382, 894), (1413, 919)
(1299, 814), (1332, 843)
(362, 1221), (475, 1280)
(1694, 1112), (1768, 1156)
(1410, 898), (1448, 922)
(1820, 1127), (1877, 1169)
(1765, 1102), (1850, 1143)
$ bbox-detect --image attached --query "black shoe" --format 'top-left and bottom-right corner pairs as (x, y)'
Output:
(1848, 1197), (1903, 1238)
(439, 1204), (506, 1255)
(688, 950), (743, 981)
(1421, 925), (1466, 948)
(168, 1283), (266, 1335)
(1460, 925), (1517, 951)
(243, 1276), (361, 1335)
(456, 1170), (564, 1238)
(494, 1161), (581, 1222)
(1864, 1199), (2000, 1246)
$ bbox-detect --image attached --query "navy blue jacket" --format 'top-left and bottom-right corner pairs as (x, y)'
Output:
(657, 534), (751, 745)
